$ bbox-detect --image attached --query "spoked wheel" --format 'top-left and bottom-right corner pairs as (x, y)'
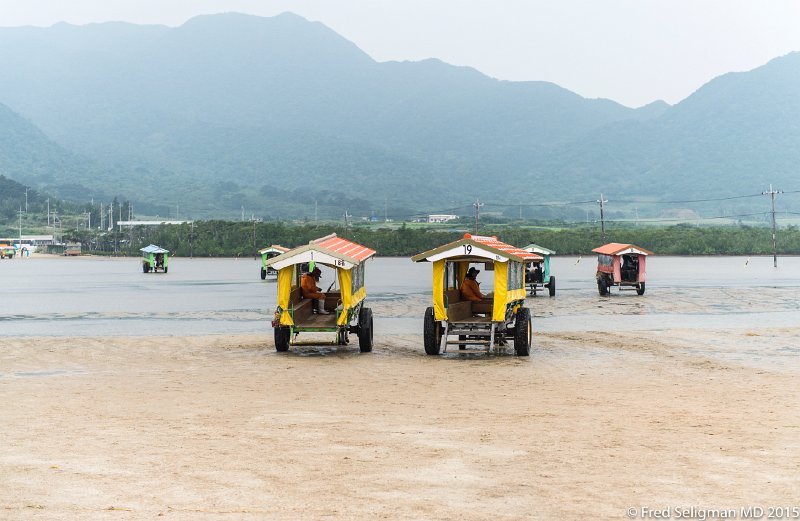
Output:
(260, 268), (267, 280)
(423, 307), (442, 355)
(274, 327), (290, 352)
(636, 282), (646, 295)
(358, 307), (373, 353)
(514, 307), (532, 356)
(548, 276), (556, 297)
(598, 276), (609, 296)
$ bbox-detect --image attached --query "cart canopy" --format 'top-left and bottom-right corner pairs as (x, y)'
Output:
(140, 244), (169, 254)
(268, 234), (377, 327)
(258, 245), (289, 256)
(412, 234), (540, 321)
(522, 244), (556, 256)
(412, 234), (540, 264)
(591, 243), (653, 256)
(266, 234), (375, 271)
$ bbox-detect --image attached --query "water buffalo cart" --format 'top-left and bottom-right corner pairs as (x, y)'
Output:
(522, 243), (555, 296)
(267, 234), (376, 353)
(141, 245), (169, 273)
(411, 234), (537, 356)
(592, 243), (652, 296)
(258, 245), (289, 279)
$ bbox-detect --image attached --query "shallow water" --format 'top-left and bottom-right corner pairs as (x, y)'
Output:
(1, 255), (799, 337)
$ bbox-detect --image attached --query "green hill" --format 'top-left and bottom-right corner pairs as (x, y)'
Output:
(0, 13), (796, 220)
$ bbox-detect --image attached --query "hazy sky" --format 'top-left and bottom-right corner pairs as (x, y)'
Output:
(2, 0), (799, 107)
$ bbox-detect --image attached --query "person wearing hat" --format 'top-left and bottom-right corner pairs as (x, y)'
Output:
(301, 266), (330, 314)
(460, 266), (485, 302)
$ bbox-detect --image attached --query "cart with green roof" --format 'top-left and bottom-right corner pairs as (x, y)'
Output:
(141, 245), (169, 273)
(522, 243), (556, 296)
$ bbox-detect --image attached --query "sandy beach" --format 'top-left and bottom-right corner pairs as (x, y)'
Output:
(2, 322), (799, 520)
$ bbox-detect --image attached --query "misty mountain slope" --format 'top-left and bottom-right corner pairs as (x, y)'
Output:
(0, 12), (644, 214)
(529, 52), (800, 200)
(0, 13), (796, 218)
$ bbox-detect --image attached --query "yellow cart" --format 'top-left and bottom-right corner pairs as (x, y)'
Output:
(411, 234), (537, 356)
(267, 234), (376, 353)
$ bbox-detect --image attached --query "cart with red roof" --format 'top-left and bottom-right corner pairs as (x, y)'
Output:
(411, 234), (538, 356)
(265, 234), (376, 352)
(592, 242), (653, 296)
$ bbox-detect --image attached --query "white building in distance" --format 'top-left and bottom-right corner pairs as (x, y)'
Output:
(428, 214), (459, 223)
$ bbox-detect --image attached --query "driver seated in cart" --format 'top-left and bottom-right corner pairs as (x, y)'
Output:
(301, 265), (330, 314)
(461, 266), (485, 302)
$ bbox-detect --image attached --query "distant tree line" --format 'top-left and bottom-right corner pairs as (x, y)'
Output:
(70, 220), (800, 257)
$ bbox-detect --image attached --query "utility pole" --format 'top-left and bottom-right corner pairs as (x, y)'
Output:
(190, 220), (194, 259)
(18, 206), (23, 239)
(47, 199), (50, 226)
(597, 193), (608, 241)
(384, 197), (388, 222)
(128, 203), (133, 256)
(24, 188), (28, 213)
(473, 198), (483, 235)
(763, 184), (782, 268)
(250, 217), (261, 259)
(314, 199), (318, 223)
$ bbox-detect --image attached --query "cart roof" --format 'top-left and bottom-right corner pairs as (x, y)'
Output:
(140, 244), (169, 254)
(411, 234), (540, 263)
(257, 245), (289, 255)
(266, 234), (376, 270)
(522, 244), (556, 256)
(592, 243), (653, 256)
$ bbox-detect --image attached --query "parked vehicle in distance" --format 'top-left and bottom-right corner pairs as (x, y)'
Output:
(592, 243), (653, 296)
(522, 243), (555, 296)
(411, 234), (537, 356)
(0, 242), (15, 259)
(267, 233), (376, 353)
(258, 245), (289, 279)
(141, 244), (169, 273)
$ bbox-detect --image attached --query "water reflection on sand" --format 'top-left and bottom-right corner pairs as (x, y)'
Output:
(2, 254), (799, 338)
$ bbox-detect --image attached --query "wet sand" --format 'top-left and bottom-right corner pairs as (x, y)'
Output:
(2, 315), (799, 520)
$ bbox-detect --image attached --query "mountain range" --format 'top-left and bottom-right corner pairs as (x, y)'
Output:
(0, 12), (797, 220)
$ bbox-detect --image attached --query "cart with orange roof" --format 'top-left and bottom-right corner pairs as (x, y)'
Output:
(592, 242), (653, 296)
(411, 234), (538, 356)
(266, 234), (376, 352)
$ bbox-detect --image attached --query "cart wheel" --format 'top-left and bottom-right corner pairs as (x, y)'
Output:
(274, 327), (290, 352)
(142, 263), (149, 273)
(548, 276), (556, 297)
(164, 266), (168, 274)
(358, 307), (373, 352)
(261, 268), (266, 280)
(423, 307), (442, 355)
(636, 282), (646, 295)
(598, 277), (609, 296)
(514, 307), (532, 356)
